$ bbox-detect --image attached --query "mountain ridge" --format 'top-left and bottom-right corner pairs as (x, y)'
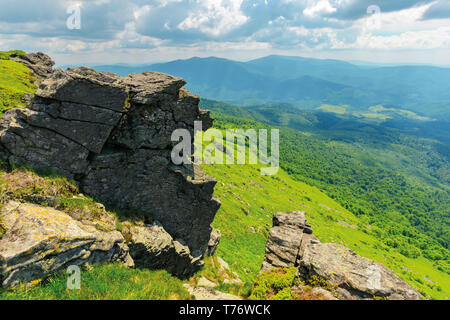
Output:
(92, 55), (450, 118)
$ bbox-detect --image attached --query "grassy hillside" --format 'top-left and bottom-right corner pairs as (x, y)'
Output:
(1, 154), (448, 300)
(202, 153), (449, 299)
(0, 50), (37, 116)
(203, 100), (450, 263)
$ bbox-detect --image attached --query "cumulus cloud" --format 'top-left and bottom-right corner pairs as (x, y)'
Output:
(303, 0), (337, 18)
(0, 0), (449, 64)
(0, 0), (135, 39)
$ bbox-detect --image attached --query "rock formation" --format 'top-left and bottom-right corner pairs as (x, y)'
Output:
(262, 211), (422, 300)
(0, 53), (221, 284)
(261, 211), (318, 271)
(0, 201), (132, 288)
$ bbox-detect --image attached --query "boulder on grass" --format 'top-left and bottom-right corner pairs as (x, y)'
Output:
(0, 201), (132, 288)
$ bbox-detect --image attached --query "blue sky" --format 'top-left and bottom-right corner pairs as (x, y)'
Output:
(0, 0), (449, 65)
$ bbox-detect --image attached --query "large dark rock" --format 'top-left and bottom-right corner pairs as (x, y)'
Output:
(261, 211), (422, 300)
(35, 68), (127, 111)
(81, 150), (220, 255)
(0, 109), (91, 177)
(0, 57), (221, 277)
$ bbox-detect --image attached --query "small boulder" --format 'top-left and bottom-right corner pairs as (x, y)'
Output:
(261, 210), (423, 300)
(183, 284), (241, 300)
(204, 228), (221, 257)
(197, 276), (218, 288)
(0, 201), (131, 288)
(299, 242), (422, 300)
(261, 211), (312, 271)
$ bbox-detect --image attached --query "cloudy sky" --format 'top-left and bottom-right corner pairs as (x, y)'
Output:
(0, 0), (449, 65)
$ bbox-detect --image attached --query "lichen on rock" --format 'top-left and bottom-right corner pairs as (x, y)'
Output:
(0, 201), (132, 288)
(261, 210), (422, 300)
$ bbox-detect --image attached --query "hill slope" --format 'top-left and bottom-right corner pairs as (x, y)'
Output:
(1, 149), (448, 300)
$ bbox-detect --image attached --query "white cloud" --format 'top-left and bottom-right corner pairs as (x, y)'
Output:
(334, 27), (450, 50)
(330, 3), (450, 50)
(178, 0), (248, 37)
(303, 0), (337, 18)
(1, 0), (449, 65)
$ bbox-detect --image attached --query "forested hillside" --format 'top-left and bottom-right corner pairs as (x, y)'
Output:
(202, 99), (449, 271)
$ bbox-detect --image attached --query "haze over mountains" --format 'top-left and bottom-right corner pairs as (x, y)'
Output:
(93, 55), (450, 119)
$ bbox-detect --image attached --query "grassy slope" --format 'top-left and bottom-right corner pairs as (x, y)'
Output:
(0, 52), (36, 116)
(0, 264), (191, 300)
(203, 161), (449, 300)
(202, 100), (449, 265)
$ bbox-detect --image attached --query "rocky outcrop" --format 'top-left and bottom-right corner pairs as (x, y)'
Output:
(0, 53), (220, 279)
(0, 201), (132, 288)
(299, 242), (422, 300)
(261, 211), (318, 271)
(262, 211), (422, 300)
(12, 52), (55, 79)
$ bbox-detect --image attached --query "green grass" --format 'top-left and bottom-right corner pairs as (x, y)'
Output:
(249, 267), (298, 300)
(200, 140), (449, 299)
(0, 52), (36, 116)
(0, 264), (192, 300)
(0, 50), (26, 60)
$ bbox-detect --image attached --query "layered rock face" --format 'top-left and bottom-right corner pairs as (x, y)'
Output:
(261, 211), (317, 271)
(0, 53), (220, 279)
(262, 211), (422, 300)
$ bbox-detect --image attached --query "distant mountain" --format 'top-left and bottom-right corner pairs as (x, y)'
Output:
(93, 55), (450, 117)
